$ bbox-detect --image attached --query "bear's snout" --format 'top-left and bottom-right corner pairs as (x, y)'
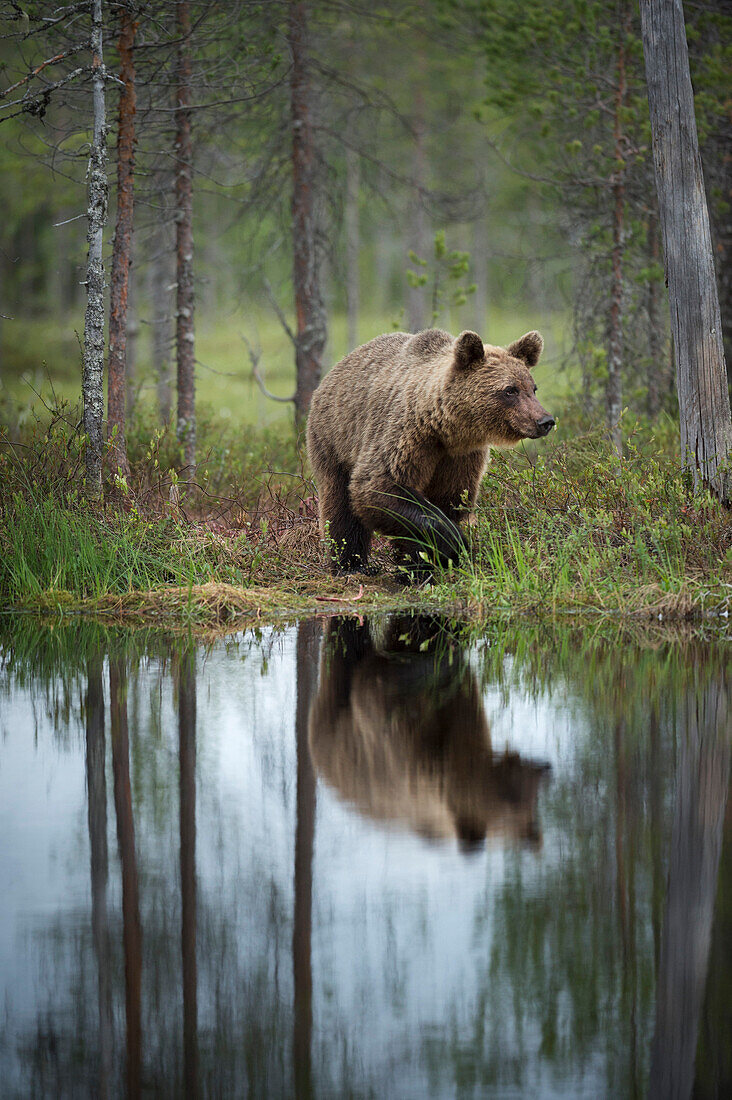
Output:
(535, 415), (555, 437)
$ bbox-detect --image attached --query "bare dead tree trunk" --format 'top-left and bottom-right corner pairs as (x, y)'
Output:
(86, 657), (113, 1099)
(110, 656), (142, 1100)
(175, 0), (196, 471)
(345, 144), (360, 351)
(107, 3), (137, 478)
(83, 0), (109, 499)
(647, 211), (663, 417)
(607, 12), (628, 455)
(289, 0), (327, 427)
(293, 619), (321, 1099)
(406, 71), (427, 334)
(702, 112), (732, 385)
(639, 0), (732, 503)
(178, 647), (199, 1097)
(648, 675), (731, 1098)
(712, 187), (732, 387)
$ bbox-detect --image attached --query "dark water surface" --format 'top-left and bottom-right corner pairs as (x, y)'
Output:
(0, 615), (730, 1099)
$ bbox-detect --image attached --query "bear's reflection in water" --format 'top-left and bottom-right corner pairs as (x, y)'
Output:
(309, 615), (550, 852)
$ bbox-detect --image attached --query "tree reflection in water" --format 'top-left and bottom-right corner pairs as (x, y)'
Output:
(177, 645), (199, 1098)
(293, 620), (321, 1100)
(85, 655), (113, 1099)
(649, 676), (731, 1098)
(110, 654), (142, 1099)
(0, 617), (729, 1098)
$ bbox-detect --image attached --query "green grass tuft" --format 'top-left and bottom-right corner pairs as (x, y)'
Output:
(430, 427), (732, 618)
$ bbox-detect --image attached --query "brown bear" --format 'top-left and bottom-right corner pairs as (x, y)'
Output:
(308, 615), (551, 851)
(306, 328), (554, 575)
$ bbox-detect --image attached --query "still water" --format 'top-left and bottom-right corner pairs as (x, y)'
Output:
(0, 615), (730, 1099)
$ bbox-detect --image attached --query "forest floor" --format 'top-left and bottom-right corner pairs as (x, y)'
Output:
(2, 396), (731, 635)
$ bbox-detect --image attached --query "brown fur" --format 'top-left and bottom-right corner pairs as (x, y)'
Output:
(306, 327), (553, 574)
(309, 616), (550, 849)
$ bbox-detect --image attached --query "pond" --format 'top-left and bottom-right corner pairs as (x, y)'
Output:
(0, 615), (730, 1098)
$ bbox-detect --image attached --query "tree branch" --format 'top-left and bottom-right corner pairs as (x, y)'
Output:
(263, 279), (297, 346)
(0, 66), (85, 119)
(0, 46), (84, 98)
(241, 333), (295, 404)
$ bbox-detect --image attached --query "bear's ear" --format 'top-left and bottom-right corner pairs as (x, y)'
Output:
(453, 331), (485, 370)
(507, 331), (544, 368)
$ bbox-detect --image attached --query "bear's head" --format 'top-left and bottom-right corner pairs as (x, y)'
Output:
(449, 329), (555, 448)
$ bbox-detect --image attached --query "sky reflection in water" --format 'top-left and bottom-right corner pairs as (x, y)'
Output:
(0, 615), (730, 1099)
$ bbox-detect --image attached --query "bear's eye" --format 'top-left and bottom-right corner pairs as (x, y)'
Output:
(505, 385), (519, 397)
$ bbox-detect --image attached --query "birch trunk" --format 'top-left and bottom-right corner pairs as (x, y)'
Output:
(107, 3), (137, 477)
(289, 0), (327, 427)
(345, 145), (360, 351)
(175, 0), (196, 471)
(639, 0), (732, 503)
(607, 16), (628, 456)
(83, 0), (109, 499)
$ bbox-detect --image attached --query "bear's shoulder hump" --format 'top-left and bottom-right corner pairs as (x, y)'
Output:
(405, 329), (453, 359)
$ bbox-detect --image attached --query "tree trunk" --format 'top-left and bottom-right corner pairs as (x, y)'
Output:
(639, 0), (732, 503)
(175, 0), (196, 472)
(709, 156), (732, 385)
(345, 145), (360, 351)
(150, 176), (173, 423)
(695, 13), (732, 389)
(178, 648), (199, 1096)
(110, 656), (142, 1099)
(83, 0), (109, 499)
(293, 619), (321, 1099)
(607, 14), (628, 455)
(107, 3), (137, 478)
(647, 211), (664, 417)
(126, 275), (139, 416)
(289, 0), (327, 427)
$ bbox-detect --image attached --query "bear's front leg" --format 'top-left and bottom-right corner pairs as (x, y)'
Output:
(317, 462), (376, 575)
(350, 474), (467, 578)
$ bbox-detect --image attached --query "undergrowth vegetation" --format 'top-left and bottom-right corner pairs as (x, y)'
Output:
(1, 401), (730, 624)
(450, 426), (732, 617)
